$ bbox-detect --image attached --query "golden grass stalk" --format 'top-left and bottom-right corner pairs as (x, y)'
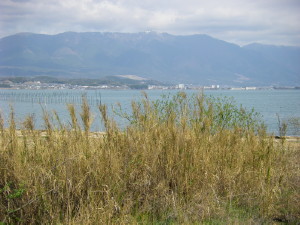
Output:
(0, 92), (299, 224)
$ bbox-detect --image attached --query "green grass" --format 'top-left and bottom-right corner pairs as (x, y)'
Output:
(0, 92), (299, 224)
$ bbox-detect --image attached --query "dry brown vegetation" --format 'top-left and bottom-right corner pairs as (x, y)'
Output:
(0, 92), (299, 224)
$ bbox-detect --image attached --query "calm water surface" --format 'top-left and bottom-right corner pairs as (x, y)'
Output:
(0, 89), (299, 135)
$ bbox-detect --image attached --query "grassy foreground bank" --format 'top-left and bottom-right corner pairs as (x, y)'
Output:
(0, 92), (299, 224)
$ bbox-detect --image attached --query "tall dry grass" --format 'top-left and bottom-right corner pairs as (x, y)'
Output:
(0, 92), (299, 224)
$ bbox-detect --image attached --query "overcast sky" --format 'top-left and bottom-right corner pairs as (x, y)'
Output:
(1, 0), (300, 46)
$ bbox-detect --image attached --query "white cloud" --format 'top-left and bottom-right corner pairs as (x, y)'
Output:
(0, 0), (299, 46)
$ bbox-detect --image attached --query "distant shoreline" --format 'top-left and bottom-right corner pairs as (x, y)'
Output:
(0, 86), (300, 91)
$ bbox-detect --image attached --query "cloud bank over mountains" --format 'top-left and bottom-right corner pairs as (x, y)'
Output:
(1, 0), (300, 46)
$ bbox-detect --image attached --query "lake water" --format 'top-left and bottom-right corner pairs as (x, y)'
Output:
(0, 89), (299, 135)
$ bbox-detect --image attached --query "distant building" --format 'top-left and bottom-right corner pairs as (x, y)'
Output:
(148, 85), (169, 90)
(230, 87), (245, 90)
(178, 84), (185, 89)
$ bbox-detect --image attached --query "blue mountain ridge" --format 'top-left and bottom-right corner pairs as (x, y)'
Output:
(0, 32), (299, 86)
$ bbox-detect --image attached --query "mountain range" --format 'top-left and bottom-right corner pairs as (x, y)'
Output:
(0, 32), (299, 86)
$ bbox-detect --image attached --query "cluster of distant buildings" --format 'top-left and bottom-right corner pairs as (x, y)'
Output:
(149, 84), (259, 90)
(3, 81), (73, 90)
(0, 80), (129, 90)
(0, 80), (298, 91)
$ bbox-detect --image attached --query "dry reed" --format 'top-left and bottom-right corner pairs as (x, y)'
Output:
(0, 92), (299, 224)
